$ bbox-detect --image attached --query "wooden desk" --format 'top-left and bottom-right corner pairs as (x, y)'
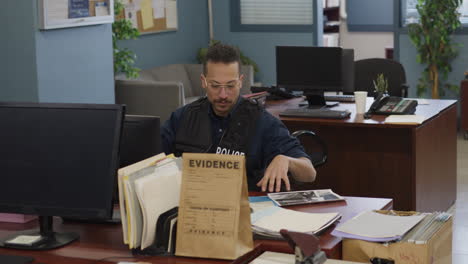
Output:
(266, 97), (457, 211)
(0, 197), (391, 264)
(254, 196), (392, 260)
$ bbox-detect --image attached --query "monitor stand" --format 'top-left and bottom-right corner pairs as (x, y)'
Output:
(0, 216), (79, 250)
(303, 91), (339, 108)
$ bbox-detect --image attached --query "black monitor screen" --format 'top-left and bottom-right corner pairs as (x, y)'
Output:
(276, 46), (343, 91)
(119, 115), (161, 168)
(0, 102), (124, 219)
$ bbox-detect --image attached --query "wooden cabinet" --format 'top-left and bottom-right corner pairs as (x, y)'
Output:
(462, 79), (468, 139)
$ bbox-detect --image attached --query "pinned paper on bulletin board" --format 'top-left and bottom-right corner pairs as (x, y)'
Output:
(39, 0), (114, 30)
(120, 0), (178, 34)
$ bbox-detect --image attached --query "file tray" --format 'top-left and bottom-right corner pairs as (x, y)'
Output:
(132, 207), (178, 256)
(342, 218), (452, 264)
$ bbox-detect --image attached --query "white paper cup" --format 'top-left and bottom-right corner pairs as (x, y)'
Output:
(354, 91), (368, 114)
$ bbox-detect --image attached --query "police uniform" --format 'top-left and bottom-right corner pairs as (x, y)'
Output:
(161, 96), (310, 191)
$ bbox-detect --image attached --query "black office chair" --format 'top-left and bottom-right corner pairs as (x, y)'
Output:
(354, 58), (409, 98)
(292, 130), (328, 168)
(288, 130), (327, 190)
(254, 130), (327, 192)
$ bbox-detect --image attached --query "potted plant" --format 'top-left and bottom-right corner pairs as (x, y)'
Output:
(373, 73), (388, 98)
(407, 0), (463, 98)
(112, 0), (140, 79)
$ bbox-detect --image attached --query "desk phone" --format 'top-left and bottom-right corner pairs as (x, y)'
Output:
(366, 94), (418, 118)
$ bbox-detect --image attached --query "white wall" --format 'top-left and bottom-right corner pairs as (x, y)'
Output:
(339, 20), (393, 60)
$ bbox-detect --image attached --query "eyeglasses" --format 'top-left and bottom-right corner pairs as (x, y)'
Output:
(203, 78), (240, 94)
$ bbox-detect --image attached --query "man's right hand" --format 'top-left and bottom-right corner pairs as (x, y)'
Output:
(256, 154), (291, 192)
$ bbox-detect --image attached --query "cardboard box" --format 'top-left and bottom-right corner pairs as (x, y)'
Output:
(342, 218), (452, 264)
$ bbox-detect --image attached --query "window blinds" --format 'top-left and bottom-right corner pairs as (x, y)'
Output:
(240, 0), (313, 25)
(461, 0), (468, 24)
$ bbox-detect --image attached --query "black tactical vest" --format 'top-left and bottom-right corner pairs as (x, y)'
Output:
(174, 97), (262, 157)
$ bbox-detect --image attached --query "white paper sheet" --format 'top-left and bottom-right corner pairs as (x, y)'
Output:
(95, 2), (109, 16)
(166, 0), (178, 28)
(134, 161), (181, 249)
(384, 115), (425, 124)
(335, 211), (425, 238)
(250, 201), (275, 213)
(117, 153), (166, 246)
(251, 251), (295, 264)
(417, 99), (430, 105)
(253, 207), (339, 233)
(133, 0), (142, 9)
(153, 0), (166, 18)
(47, 0), (68, 20)
(124, 3), (138, 27)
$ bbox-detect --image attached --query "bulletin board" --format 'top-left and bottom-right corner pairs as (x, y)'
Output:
(120, 0), (178, 34)
(39, 0), (115, 30)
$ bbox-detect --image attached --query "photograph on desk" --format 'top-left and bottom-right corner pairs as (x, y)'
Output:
(268, 189), (345, 207)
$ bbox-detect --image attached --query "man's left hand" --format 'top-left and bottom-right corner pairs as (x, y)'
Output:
(256, 154), (291, 192)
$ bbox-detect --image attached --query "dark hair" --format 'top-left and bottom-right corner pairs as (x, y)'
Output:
(203, 43), (241, 75)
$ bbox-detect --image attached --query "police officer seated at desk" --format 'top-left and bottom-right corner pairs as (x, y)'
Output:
(161, 43), (316, 192)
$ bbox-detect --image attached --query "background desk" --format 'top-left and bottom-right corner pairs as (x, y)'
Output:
(0, 197), (391, 264)
(266, 98), (457, 211)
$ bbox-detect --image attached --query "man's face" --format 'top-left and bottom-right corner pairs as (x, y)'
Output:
(201, 61), (243, 117)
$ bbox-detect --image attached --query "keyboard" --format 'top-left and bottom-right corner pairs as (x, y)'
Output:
(279, 108), (351, 119)
(324, 94), (355, 102)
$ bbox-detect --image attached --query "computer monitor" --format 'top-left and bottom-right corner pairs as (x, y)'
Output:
(111, 115), (161, 208)
(0, 102), (124, 250)
(119, 115), (161, 168)
(341, 48), (355, 94)
(63, 114), (161, 224)
(276, 46), (343, 107)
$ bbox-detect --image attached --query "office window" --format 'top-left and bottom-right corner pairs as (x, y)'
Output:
(461, 0), (468, 24)
(405, 0), (468, 25)
(231, 0), (314, 32)
(241, 0), (312, 25)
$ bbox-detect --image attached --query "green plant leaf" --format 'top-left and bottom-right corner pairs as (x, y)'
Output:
(407, 0), (462, 98)
(112, 0), (140, 79)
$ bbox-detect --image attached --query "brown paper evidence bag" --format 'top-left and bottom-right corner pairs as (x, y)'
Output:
(175, 153), (254, 260)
